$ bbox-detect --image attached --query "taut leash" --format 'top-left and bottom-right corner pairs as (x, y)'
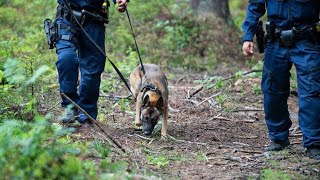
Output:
(125, 8), (145, 75)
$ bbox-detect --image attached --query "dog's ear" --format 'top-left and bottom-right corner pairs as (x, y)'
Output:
(142, 94), (150, 107)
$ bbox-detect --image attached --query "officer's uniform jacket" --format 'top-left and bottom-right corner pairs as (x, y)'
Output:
(242, 0), (320, 43)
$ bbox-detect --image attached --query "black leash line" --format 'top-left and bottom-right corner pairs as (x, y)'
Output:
(61, 93), (126, 153)
(62, 0), (135, 100)
(125, 8), (146, 75)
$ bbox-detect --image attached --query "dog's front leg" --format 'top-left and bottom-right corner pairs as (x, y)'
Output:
(161, 105), (168, 137)
(134, 95), (142, 126)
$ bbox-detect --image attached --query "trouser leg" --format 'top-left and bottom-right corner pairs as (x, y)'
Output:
(261, 42), (292, 141)
(291, 40), (320, 147)
(77, 21), (106, 122)
(55, 18), (79, 107)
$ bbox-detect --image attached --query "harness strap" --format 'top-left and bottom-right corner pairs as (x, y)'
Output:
(140, 81), (162, 108)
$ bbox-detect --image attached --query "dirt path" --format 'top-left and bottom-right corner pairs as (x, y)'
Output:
(49, 69), (319, 179)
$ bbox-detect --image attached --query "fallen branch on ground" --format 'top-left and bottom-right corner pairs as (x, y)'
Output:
(47, 101), (62, 112)
(187, 85), (204, 99)
(207, 155), (242, 163)
(233, 142), (251, 147)
(196, 92), (221, 107)
(223, 69), (263, 81)
(210, 116), (256, 123)
(231, 107), (264, 112)
(236, 149), (263, 154)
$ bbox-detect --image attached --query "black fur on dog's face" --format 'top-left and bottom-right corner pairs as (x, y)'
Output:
(140, 107), (161, 136)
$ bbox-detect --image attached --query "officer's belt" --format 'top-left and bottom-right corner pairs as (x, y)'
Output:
(56, 4), (108, 25)
(267, 24), (318, 46)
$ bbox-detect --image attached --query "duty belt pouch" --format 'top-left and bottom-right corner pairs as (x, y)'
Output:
(44, 19), (58, 49)
(280, 29), (295, 47)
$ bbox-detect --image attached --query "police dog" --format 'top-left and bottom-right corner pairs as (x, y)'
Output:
(129, 64), (168, 137)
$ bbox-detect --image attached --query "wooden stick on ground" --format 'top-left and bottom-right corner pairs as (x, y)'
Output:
(222, 69), (262, 81)
(196, 92), (221, 107)
(187, 85), (204, 99)
(231, 108), (264, 112)
(61, 93), (126, 153)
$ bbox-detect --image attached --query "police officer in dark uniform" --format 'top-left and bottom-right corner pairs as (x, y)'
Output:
(242, 0), (320, 159)
(55, 0), (128, 126)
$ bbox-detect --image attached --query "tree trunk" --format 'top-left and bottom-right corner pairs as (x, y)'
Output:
(190, 0), (232, 23)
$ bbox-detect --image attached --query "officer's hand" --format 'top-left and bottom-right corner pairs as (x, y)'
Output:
(242, 41), (254, 56)
(116, 0), (128, 13)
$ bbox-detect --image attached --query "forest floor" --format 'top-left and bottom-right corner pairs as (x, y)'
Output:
(48, 66), (320, 180)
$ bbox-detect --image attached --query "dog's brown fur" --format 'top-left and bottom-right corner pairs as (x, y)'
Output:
(129, 64), (168, 137)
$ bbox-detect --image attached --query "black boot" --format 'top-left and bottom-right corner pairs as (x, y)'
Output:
(265, 139), (290, 151)
(306, 147), (320, 160)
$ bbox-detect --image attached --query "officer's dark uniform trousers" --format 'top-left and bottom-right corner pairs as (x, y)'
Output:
(242, 0), (320, 147)
(55, 0), (111, 122)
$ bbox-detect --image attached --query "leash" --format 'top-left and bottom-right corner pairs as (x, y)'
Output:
(62, 0), (135, 100)
(125, 8), (146, 75)
(61, 93), (126, 153)
(125, 7), (158, 104)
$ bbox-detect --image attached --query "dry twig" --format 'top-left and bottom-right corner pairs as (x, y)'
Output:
(187, 85), (204, 98)
(196, 92), (221, 107)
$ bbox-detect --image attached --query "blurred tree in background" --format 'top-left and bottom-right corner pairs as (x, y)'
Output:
(190, 0), (232, 24)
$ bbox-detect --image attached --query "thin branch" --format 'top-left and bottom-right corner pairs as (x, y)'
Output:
(187, 85), (204, 98)
(210, 116), (256, 123)
(223, 69), (262, 81)
(207, 69), (263, 90)
(196, 92), (221, 107)
(47, 101), (62, 112)
(231, 107), (264, 112)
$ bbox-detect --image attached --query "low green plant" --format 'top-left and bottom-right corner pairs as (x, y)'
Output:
(93, 140), (112, 158)
(169, 152), (193, 162)
(0, 117), (97, 179)
(147, 155), (170, 168)
(100, 159), (128, 174)
(215, 94), (228, 107)
(252, 84), (262, 95)
(195, 152), (207, 161)
(260, 169), (290, 180)
(235, 70), (244, 79)
(118, 98), (131, 112)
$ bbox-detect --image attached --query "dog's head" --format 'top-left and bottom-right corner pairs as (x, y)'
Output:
(140, 91), (163, 135)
